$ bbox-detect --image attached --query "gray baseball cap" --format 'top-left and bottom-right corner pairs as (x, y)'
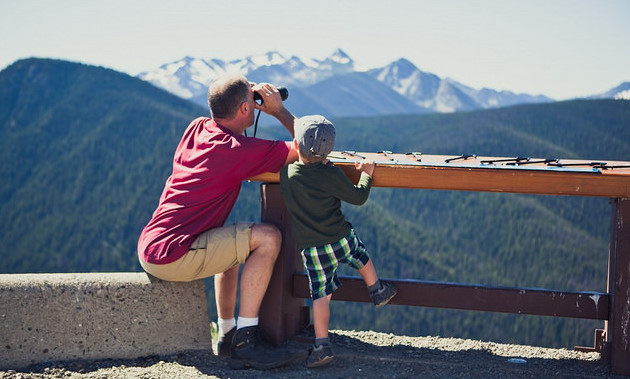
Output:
(294, 115), (336, 160)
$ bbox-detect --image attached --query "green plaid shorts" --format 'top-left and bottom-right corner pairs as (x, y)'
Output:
(300, 228), (371, 300)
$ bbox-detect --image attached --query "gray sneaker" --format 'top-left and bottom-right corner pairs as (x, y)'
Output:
(306, 344), (334, 368)
(369, 281), (397, 307)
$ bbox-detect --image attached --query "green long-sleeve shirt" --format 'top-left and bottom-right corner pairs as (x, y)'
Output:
(279, 161), (372, 249)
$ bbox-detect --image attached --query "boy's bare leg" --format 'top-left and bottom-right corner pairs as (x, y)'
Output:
(358, 259), (378, 288)
(238, 223), (281, 318)
(313, 294), (333, 339)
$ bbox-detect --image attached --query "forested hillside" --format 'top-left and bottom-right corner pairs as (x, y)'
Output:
(1, 58), (629, 349)
(0, 58), (205, 272)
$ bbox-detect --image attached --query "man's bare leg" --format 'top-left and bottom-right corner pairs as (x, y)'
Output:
(215, 265), (239, 319)
(229, 223), (305, 369)
(238, 223), (281, 318)
(214, 265), (239, 356)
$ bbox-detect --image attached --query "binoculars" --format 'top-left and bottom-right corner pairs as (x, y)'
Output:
(254, 87), (289, 103)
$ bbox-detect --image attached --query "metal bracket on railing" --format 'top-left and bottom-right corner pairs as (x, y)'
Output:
(327, 153), (347, 160)
(378, 150), (396, 162)
(548, 161), (607, 168)
(481, 157), (530, 165)
(406, 152), (423, 162)
(445, 154), (476, 163)
(507, 158), (558, 166)
(575, 329), (608, 355)
(342, 151), (366, 159)
(599, 164), (630, 170)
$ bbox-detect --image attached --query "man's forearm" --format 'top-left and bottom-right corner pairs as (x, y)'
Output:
(273, 107), (296, 137)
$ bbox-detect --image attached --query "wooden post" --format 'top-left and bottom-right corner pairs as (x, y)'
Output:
(606, 198), (630, 375)
(258, 183), (310, 345)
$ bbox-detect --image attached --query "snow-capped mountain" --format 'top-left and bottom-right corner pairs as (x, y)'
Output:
(138, 56), (226, 99)
(366, 58), (550, 112)
(138, 49), (361, 110)
(591, 82), (630, 100)
(137, 49), (620, 117)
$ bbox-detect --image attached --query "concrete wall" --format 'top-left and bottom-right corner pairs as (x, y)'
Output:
(0, 273), (211, 369)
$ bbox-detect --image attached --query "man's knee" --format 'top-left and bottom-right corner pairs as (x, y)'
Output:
(250, 223), (282, 254)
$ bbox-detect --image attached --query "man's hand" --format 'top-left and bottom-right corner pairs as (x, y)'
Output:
(252, 83), (284, 116)
(250, 82), (296, 137)
(355, 159), (375, 177)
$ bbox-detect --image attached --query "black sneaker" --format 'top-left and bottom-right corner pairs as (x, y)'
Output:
(215, 326), (235, 356)
(229, 326), (303, 370)
(306, 344), (334, 368)
(369, 281), (397, 307)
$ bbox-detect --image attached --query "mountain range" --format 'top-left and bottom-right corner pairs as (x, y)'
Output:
(138, 48), (628, 117)
(2, 58), (630, 349)
(591, 81), (630, 100)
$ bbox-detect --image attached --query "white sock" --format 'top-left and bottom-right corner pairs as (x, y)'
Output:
(218, 317), (236, 337)
(237, 316), (258, 330)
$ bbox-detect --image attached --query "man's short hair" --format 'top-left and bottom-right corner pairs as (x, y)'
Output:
(207, 74), (250, 120)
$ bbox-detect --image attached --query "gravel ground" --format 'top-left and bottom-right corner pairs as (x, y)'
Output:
(2, 329), (625, 379)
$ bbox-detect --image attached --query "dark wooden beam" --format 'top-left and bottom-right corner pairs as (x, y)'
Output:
(293, 273), (609, 320)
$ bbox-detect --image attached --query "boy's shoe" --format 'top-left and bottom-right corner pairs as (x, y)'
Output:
(370, 281), (398, 307)
(229, 326), (303, 370)
(215, 326), (236, 356)
(306, 344), (334, 368)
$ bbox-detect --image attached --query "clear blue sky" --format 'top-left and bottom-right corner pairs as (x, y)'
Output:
(1, 0), (628, 100)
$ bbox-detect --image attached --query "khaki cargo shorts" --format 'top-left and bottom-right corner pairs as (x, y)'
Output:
(140, 222), (253, 282)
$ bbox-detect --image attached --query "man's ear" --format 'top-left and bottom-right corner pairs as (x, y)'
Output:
(293, 139), (299, 149)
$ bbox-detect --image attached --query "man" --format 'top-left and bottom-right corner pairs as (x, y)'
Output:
(137, 73), (299, 369)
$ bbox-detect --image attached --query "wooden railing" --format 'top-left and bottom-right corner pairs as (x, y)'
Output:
(252, 152), (630, 375)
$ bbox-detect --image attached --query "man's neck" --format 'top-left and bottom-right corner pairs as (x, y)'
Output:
(214, 117), (246, 135)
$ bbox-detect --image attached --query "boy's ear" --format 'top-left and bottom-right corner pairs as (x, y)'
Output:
(293, 139), (299, 149)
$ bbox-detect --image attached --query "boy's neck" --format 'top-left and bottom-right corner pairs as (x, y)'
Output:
(297, 155), (325, 165)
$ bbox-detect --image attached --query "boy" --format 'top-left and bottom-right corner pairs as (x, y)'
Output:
(280, 115), (397, 368)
